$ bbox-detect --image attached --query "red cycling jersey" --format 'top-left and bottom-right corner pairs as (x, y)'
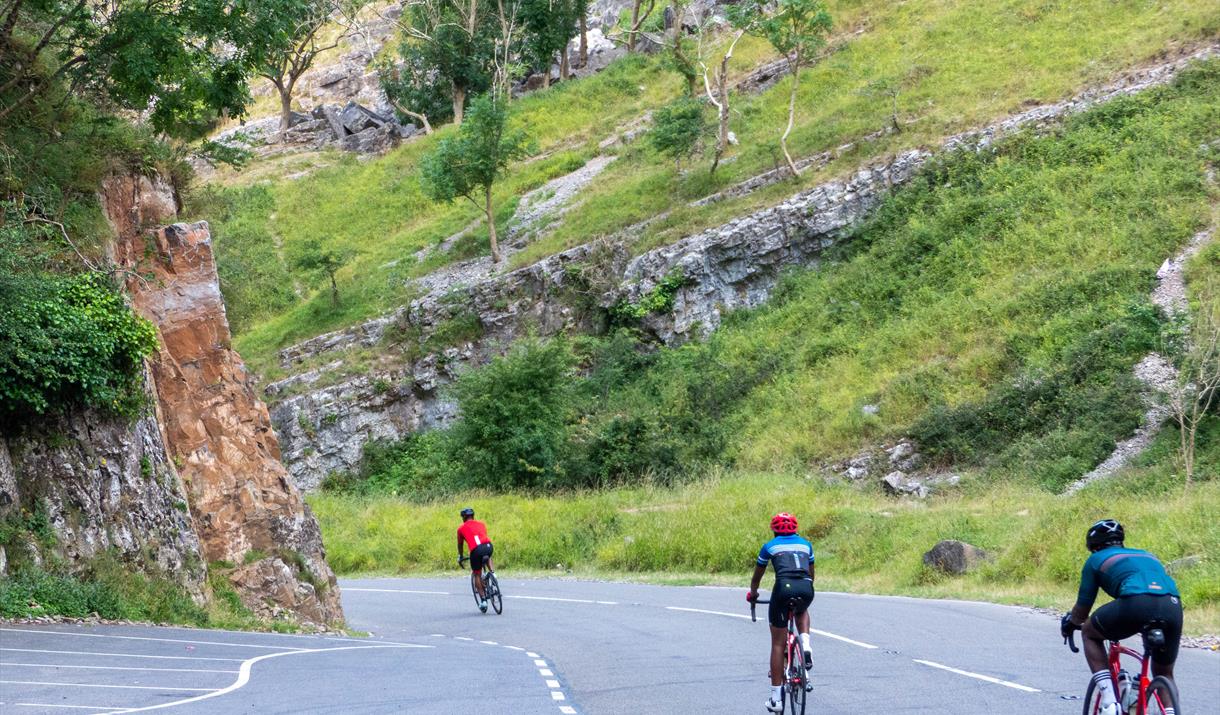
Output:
(457, 519), (491, 551)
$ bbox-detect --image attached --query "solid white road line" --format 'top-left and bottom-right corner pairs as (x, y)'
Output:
(94, 643), (430, 715)
(0, 648), (244, 662)
(808, 629), (878, 650)
(13, 703), (127, 710)
(507, 595), (618, 605)
(1, 663), (238, 674)
(0, 680), (214, 692)
(912, 659), (1042, 693)
(664, 606), (750, 620)
(662, 606), (880, 648)
(342, 588), (451, 595)
(0, 628), (306, 651)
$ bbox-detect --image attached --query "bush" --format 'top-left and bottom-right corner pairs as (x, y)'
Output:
(0, 270), (158, 425)
(649, 97), (707, 167)
(452, 338), (576, 488)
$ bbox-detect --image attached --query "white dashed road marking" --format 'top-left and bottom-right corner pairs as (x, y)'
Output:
(436, 635), (578, 713)
(912, 659), (1042, 692)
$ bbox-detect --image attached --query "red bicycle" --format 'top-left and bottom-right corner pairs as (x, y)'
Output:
(1066, 625), (1181, 714)
(750, 597), (810, 715)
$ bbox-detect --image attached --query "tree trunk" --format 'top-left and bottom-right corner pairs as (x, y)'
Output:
(559, 46), (570, 81)
(485, 186), (501, 263)
(391, 100), (433, 134)
(328, 271), (339, 307)
(579, 13), (588, 66)
(278, 84), (294, 142)
(543, 61), (551, 89)
(780, 56), (800, 177)
(453, 84), (466, 125)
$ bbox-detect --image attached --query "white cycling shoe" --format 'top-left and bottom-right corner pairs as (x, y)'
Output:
(765, 697), (783, 713)
(803, 648), (813, 670)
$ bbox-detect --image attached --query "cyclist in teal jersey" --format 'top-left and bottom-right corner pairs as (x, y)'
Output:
(1060, 519), (1183, 715)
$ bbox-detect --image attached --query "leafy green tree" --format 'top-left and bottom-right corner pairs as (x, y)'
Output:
(0, 0), (257, 136)
(393, 0), (496, 126)
(289, 237), (352, 308)
(419, 95), (530, 263)
(519, 0), (579, 86)
(452, 338), (575, 489)
(649, 96), (706, 169)
(730, 0), (832, 176)
(243, 0), (363, 141)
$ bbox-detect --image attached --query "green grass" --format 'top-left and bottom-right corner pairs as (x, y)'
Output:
(311, 437), (1220, 634)
(203, 0), (1220, 373)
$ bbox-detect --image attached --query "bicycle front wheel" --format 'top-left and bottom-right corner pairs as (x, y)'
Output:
(1144, 676), (1180, 715)
(487, 573), (503, 615)
(1081, 677), (1102, 715)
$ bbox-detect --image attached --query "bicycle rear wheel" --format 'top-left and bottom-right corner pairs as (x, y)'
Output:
(469, 573), (483, 609)
(487, 573), (503, 615)
(1144, 676), (1180, 715)
(786, 639), (807, 714)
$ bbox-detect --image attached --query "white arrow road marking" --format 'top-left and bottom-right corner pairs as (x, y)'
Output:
(912, 659), (1042, 692)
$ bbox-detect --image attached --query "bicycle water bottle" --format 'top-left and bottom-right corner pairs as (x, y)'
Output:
(1116, 669), (1135, 711)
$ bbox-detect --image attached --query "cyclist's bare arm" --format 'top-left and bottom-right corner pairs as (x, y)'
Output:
(749, 563), (767, 597)
(456, 534), (465, 561)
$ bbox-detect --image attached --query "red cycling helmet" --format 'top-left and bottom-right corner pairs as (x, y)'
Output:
(770, 512), (798, 535)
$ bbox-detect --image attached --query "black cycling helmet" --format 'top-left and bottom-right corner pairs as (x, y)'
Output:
(1086, 519), (1124, 552)
(460, 507), (475, 519)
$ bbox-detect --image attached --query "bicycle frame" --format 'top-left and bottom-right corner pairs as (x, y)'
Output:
(750, 598), (808, 702)
(1067, 631), (1174, 715)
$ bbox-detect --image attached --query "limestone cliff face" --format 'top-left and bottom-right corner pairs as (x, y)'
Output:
(0, 392), (207, 598)
(113, 218), (343, 625)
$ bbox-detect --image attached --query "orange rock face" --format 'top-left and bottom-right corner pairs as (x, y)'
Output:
(113, 209), (342, 626)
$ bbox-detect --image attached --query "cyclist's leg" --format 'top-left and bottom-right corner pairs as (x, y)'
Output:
(470, 568), (485, 599)
(1080, 616), (1109, 672)
(1149, 595), (1183, 685)
(768, 625), (786, 686)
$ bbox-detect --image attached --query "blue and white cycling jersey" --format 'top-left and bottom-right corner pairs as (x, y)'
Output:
(757, 534), (815, 579)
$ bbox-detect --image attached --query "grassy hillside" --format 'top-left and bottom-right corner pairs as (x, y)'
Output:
(314, 60), (1220, 625)
(193, 0), (1220, 374)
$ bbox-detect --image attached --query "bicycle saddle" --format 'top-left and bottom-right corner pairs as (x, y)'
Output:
(1142, 621), (1166, 649)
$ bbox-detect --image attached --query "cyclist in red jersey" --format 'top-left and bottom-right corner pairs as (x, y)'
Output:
(457, 507), (495, 612)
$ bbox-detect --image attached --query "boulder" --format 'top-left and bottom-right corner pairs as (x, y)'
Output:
(882, 470), (927, 498)
(1166, 555), (1203, 576)
(923, 540), (992, 575)
(339, 123), (400, 154)
(320, 104), (348, 139)
(339, 101), (388, 133)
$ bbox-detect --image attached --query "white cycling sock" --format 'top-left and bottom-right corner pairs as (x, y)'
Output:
(770, 685), (782, 702)
(800, 633), (811, 652)
(1092, 671), (1116, 707)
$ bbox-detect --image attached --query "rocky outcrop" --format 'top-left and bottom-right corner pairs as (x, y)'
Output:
(0, 394), (206, 596)
(115, 220), (343, 625)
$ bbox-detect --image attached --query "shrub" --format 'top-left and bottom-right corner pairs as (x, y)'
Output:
(0, 271), (158, 425)
(649, 97), (707, 168)
(452, 338), (576, 488)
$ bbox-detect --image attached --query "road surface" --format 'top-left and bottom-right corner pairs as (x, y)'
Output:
(1, 577), (1216, 713)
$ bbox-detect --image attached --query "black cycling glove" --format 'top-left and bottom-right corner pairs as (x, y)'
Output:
(1060, 612), (1078, 639)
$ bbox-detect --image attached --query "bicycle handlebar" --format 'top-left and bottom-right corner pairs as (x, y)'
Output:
(749, 597), (770, 623)
(1065, 630), (1079, 653)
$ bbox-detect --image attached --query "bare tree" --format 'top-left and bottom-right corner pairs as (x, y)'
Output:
(698, 23), (749, 174)
(626, 0), (656, 52)
(1168, 280), (1220, 487)
(492, 0), (523, 99)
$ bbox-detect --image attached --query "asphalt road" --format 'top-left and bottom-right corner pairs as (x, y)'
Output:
(2, 577), (1216, 713)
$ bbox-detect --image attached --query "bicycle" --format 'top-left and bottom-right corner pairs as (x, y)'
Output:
(750, 597), (810, 715)
(458, 555), (503, 615)
(1065, 625), (1181, 715)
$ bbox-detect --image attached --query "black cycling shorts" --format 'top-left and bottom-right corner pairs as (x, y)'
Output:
(469, 542), (493, 572)
(1091, 593), (1183, 666)
(769, 577), (814, 629)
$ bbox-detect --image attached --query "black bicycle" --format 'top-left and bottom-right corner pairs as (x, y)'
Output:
(750, 597), (809, 715)
(459, 556), (503, 615)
